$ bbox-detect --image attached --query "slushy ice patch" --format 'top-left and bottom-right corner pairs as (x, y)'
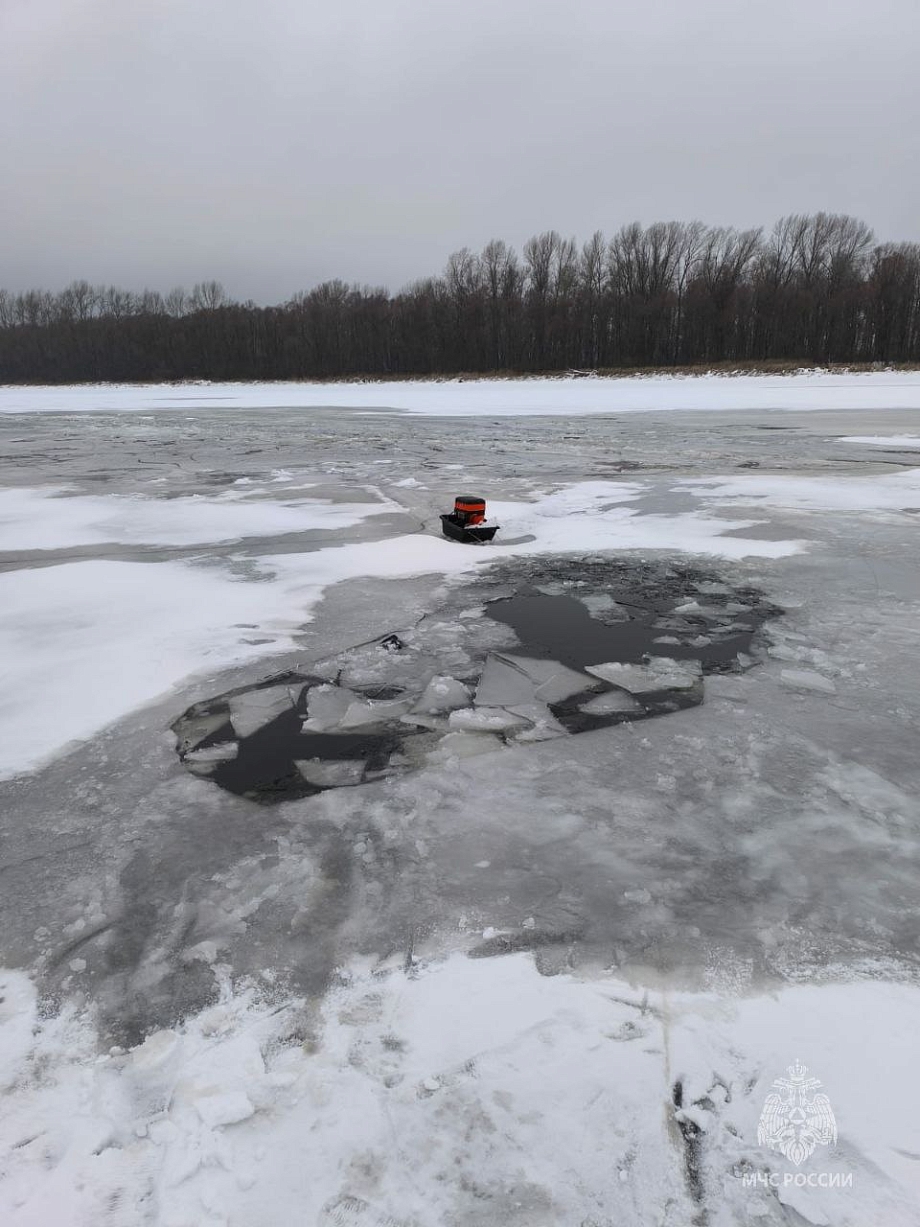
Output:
(171, 557), (781, 803)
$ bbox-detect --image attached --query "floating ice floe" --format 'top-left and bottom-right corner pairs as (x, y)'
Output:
(449, 707), (530, 732)
(579, 691), (643, 715)
(339, 697), (412, 728)
(174, 710), (231, 753)
(585, 657), (702, 695)
(228, 684), (294, 738)
(499, 654), (600, 703)
(505, 703), (567, 740)
(474, 655), (540, 707)
(302, 684), (358, 731)
(577, 593), (630, 619)
(429, 731), (504, 760)
(412, 675), (471, 715)
(183, 741), (239, 773)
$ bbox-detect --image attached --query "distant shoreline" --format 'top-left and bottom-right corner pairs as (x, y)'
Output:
(3, 360), (920, 391)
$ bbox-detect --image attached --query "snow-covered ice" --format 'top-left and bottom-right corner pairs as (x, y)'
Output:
(839, 435), (920, 448)
(682, 467), (920, 511)
(0, 485), (394, 551)
(2, 368), (920, 416)
(1, 955), (919, 1226)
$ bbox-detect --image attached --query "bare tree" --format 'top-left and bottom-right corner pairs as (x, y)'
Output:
(165, 286), (188, 317)
(190, 280), (226, 312)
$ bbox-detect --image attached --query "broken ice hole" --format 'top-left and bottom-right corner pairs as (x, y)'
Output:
(172, 562), (780, 804)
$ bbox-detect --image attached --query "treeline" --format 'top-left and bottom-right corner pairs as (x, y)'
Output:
(1, 213), (919, 383)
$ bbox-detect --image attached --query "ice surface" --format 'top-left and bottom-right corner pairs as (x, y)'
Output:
(5, 382), (920, 1225)
(0, 485), (394, 551)
(840, 435), (920, 448)
(2, 956), (920, 1227)
(0, 475), (805, 778)
(685, 468), (920, 511)
(4, 369), (920, 416)
(0, 559), (305, 780)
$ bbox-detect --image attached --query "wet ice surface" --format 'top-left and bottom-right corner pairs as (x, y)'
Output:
(3, 393), (920, 1225)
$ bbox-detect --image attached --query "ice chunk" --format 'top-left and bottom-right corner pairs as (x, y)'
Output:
(184, 741), (239, 774)
(623, 887), (651, 904)
(228, 684), (293, 738)
(174, 710), (231, 753)
(585, 657), (702, 694)
(579, 690), (642, 715)
(578, 593), (630, 620)
(429, 731), (504, 760)
(653, 616), (695, 632)
(185, 740), (238, 763)
(474, 655), (538, 707)
(448, 707), (529, 732)
(509, 702), (568, 741)
(339, 697), (411, 727)
(704, 675), (754, 702)
(412, 675), (471, 714)
(302, 683), (358, 731)
(129, 1029), (180, 1073)
(194, 1090), (255, 1128)
(768, 643), (799, 661)
(780, 669), (837, 694)
(499, 654), (598, 702)
(295, 759), (366, 787)
(399, 712), (448, 731)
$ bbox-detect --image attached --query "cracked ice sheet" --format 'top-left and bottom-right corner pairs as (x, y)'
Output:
(0, 485), (396, 551)
(3, 369), (920, 416)
(0, 480), (798, 779)
(1, 955), (918, 1227)
(680, 468), (920, 512)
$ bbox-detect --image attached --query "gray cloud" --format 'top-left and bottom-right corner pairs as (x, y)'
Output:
(2, 0), (918, 301)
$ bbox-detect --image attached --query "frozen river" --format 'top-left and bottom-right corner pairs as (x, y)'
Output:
(2, 374), (920, 1226)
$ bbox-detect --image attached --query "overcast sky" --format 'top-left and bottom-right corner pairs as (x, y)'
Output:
(2, 0), (918, 303)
